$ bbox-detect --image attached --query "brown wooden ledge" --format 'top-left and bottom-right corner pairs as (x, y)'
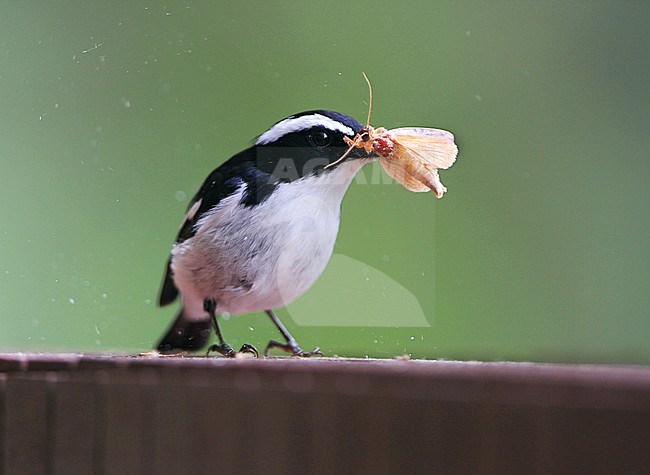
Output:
(1, 353), (649, 473)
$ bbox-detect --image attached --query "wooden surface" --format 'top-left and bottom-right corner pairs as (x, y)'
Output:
(1, 353), (649, 474)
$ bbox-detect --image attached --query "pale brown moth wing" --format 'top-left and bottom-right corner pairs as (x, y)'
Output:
(378, 131), (454, 198)
(389, 127), (455, 141)
(388, 127), (458, 170)
(379, 143), (446, 197)
(380, 151), (432, 193)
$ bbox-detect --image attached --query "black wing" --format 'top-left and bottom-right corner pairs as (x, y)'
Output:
(157, 147), (282, 306)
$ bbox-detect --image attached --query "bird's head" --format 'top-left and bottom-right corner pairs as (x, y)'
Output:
(252, 110), (373, 181)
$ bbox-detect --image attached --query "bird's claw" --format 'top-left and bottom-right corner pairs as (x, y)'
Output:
(206, 343), (235, 357)
(264, 340), (323, 357)
(206, 342), (259, 358)
(238, 343), (260, 358)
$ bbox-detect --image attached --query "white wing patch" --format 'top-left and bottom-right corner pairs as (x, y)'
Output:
(185, 198), (202, 224)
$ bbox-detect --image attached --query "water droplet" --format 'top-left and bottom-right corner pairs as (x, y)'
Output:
(410, 336), (415, 341)
(69, 298), (75, 304)
(174, 190), (187, 202)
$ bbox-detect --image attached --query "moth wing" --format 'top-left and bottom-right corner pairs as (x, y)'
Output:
(380, 153), (432, 193)
(380, 145), (447, 198)
(390, 126), (455, 141)
(388, 127), (458, 170)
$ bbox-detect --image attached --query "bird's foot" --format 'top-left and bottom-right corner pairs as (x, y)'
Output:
(237, 343), (260, 358)
(264, 340), (323, 357)
(206, 343), (235, 357)
(206, 342), (259, 358)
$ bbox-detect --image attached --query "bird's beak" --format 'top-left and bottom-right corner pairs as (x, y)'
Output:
(350, 145), (374, 160)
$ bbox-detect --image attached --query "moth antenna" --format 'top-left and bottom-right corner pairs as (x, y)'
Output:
(326, 73), (374, 170)
(362, 72), (373, 127)
(325, 136), (361, 169)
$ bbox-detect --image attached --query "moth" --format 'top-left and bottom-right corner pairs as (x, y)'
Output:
(327, 73), (458, 198)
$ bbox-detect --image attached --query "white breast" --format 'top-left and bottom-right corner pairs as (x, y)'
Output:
(171, 159), (368, 318)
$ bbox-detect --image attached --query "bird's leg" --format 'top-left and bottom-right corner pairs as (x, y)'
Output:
(204, 299), (259, 357)
(264, 309), (322, 357)
(204, 299), (235, 357)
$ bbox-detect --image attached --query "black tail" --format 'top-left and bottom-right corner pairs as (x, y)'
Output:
(157, 309), (211, 353)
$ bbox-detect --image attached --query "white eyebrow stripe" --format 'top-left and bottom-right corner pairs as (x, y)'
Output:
(255, 114), (355, 145)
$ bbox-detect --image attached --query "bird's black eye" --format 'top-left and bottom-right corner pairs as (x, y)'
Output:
(310, 130), (332, 147)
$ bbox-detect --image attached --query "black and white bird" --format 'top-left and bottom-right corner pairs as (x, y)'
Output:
(156, 110), (372, 356)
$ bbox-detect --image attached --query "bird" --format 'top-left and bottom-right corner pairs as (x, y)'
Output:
(156, 110), (373, 357)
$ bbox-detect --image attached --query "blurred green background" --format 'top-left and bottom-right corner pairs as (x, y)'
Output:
(1, 1), (648, 363)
